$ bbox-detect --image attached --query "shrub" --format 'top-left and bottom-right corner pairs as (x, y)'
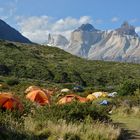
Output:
(118, 81), (139, 96)
(0, 64), (10, 75)
(6, 78), (19, 86)
(34, 102), (110, 123)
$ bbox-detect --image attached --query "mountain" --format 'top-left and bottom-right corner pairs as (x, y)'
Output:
(0, 40), (140, 87)
(0, 19), (32, 43)
(46, 34), (69, 49)
(67, 24), (102, 58)
(74, 23), (99, 32)
(116, 21), (138, 37)
(45, 22), (140, 63)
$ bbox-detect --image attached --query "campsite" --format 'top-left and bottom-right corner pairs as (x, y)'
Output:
(0, 41), (140, 140)
(0, 74), (140, 140)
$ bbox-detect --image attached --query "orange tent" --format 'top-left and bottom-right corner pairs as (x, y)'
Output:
(0, 93), (23, 112)
(58, 94), (88, 105)
(25, 86), (40, 94)
(26, 89), (51, 105)
(25, 86), (55, 96)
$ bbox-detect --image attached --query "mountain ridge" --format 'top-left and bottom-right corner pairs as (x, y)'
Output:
(46, 22), (140, 63)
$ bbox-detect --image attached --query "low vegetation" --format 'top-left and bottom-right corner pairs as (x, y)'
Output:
(0, 40), (140, 89)
(0, 40), (140, 140)
(0, 111), (121, 140)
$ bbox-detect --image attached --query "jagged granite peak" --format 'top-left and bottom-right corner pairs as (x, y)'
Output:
(0, 19), (32, 43)
(46, 33), (69, 49)
(68, 23), (101, 57)
(74, 23), (99, 32)
(45, 22), (140, 63)
(116, 21), (138, 37)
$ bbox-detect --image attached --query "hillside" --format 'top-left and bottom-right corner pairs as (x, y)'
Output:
(0, 40), (140, 89)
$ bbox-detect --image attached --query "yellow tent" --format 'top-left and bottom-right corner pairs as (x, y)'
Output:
(86, 94), (96, 101)
(92, 92), (108, 98)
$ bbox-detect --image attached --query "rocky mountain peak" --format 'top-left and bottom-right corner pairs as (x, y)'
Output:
(116, 21), (138, 37)
(47, 33), (69, 49)
(74, 23), (98, 32)
(121, 21), (130, 28)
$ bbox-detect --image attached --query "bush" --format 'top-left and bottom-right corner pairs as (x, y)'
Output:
(34, 102), (110, 123)
(0, 64), (10, 75)
(118, 81), (139, 96)
(6, 78), (19, 86)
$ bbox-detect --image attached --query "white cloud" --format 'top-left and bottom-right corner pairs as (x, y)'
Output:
(17, 16), (93, 43)
(135, 27), (140, 33)
(111, 17), (119, 22)
(0, 0), (18, 20)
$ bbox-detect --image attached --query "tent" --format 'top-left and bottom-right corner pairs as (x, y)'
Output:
(0, 93), (23, 112)
(108, 92), (117, 97)
(86, 94), (96, 101)
(25, 86), (55, 96)
(25, 86), (40, 94)
(92, 92), (108, 98)
(26, 89), (51, 105)
(100, 100), (109, 105)
(58, 94), (88, 105)
(61, 88), (70, 93)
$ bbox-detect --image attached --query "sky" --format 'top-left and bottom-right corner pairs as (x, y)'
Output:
(0, 0), (140, 43)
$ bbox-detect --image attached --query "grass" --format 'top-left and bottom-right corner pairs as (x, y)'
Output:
(111, 104), (140, 140)
(112, 114), (140, 131)
(36, 119), (121, 140)
(0, 113), (121, 140)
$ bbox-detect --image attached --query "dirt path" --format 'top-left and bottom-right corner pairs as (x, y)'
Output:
(112, 115), (140, 140)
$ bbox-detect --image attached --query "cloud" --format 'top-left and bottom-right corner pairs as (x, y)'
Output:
(17, 16), (93, 43)
(0, 0), (18, 20)
(129, 18), (138, 23)
(111, 17), (119, 22)
(135, 27), (140, 33)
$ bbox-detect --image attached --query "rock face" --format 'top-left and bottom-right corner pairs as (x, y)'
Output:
(74, 23), (99, 32)
(0, 19), (32, 43)
(45, 22), (140, 63)
(116, 21), (138, 37)
(46, 34), (69, 49)
(88, 31), (140, 63)
(67, 24), (102, 58)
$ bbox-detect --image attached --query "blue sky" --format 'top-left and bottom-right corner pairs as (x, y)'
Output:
(0, 0), (140, 43)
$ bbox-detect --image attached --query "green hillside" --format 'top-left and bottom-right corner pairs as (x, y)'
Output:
(0, 40), (140, 89)
(0, 40), (140, 140)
